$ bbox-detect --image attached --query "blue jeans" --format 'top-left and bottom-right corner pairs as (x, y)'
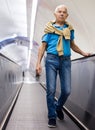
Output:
(45, 54), (71, 119)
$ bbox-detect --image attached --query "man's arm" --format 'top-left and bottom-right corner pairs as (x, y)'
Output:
(36, 42), (47, 76)
(70, 40), (91, 56)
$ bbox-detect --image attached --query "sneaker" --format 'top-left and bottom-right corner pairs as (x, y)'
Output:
(48, 118), (56, 128)
(56, 109), (64, 120)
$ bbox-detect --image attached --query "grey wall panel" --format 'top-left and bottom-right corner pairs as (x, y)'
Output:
(65, 56), (95, 130)
(0, 55), (23, 127)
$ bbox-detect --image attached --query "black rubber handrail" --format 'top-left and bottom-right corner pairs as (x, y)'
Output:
(72, 54), (95, 62)
(0, 53), (20, 66)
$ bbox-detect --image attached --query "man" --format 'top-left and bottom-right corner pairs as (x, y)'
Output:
(36, 4), (91, 128)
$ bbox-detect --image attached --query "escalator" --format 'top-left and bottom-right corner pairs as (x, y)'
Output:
(5, 73), (83, 130)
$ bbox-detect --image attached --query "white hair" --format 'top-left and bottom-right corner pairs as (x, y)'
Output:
(54, 4), (68, 13)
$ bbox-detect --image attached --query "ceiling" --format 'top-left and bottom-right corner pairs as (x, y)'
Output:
(0, 0), (95, 59)
(0, 0), (27, 39)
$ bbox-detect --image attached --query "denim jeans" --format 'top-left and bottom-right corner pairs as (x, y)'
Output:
(45, 54), (71, 119)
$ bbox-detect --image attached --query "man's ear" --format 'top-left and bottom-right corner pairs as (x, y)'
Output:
(65, 13), (68, 19)
(54, 12), (56, 17)
(67, 13), (69, 17)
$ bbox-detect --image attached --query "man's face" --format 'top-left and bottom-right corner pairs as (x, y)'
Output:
(54, 6), (68, 22)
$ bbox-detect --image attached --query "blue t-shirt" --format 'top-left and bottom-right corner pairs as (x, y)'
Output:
(42, 24), (74, 56)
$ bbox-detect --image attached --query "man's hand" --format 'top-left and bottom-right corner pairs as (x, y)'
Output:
(82, 52), (92, 57)
(36, 63), (42, 77)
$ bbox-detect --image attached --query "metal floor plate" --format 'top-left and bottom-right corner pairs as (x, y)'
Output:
(6, 83), (81, 130)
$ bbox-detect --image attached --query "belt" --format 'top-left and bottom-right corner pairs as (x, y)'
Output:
(47, 53), (70, 60)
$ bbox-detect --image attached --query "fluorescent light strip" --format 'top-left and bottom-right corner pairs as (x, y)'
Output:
(27, 0), (38, 69)
(29, 0), (38, 49)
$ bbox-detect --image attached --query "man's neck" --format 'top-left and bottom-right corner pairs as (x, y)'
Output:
(55, 21), (65, 26)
